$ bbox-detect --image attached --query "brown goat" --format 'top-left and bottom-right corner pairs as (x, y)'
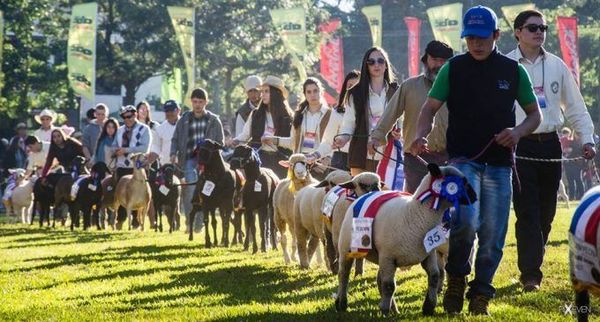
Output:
(113, 153), (152, 231)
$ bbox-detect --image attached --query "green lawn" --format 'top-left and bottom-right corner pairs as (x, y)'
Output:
(0, 202), (595, 321)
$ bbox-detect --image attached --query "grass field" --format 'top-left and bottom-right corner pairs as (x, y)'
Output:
(0, 202), (595, 321)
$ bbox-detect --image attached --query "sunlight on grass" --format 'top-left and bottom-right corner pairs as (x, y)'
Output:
(0, 201), (596, 321)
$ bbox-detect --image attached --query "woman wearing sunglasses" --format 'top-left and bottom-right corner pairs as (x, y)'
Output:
(508, 9), (596, 293)
(334, 47), (398, 175)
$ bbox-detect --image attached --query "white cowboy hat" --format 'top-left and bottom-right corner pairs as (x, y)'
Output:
(263, 75), (289, 99)
(34, 109), (58, 124)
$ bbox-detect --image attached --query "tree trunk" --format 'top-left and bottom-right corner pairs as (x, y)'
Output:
(224, 68), (234, 118)
(123, 81), (137, 106)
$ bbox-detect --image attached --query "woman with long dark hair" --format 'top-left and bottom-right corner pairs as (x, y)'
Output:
(93, 118), (119, 165)
(308, 70), (360, 171)
(334, 47), (398, 175)
(233, 75), (293, 178)
(41, 129), (85, 177)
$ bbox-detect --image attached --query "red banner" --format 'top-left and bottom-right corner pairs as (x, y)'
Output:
(557, 16), (580, 87)
(404, 17), (422, 78)
(319, 19), (344, 105)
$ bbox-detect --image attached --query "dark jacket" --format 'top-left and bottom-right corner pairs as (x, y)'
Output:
(170, 110), (224, 168)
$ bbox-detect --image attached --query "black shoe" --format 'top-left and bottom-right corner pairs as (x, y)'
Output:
(443, 275), (467, 314)
(468, 294), (491, 316)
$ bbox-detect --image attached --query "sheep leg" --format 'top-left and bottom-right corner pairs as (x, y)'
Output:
(258, 206), (268, 253)
(204, 209), (211, 248)
(221, 208), (231, 247)
(421, 253), (440, 316)
(376, 269), (398, 312)
(436, 250), (446, 294)
(138, 205), (147, 232)
(354, 258), (365, 277)
(243, 209), (251, 251)
(155, 202), (161, 233)
(249, 209), (258, 254)
(335, 257), (354, 312)
(188, 205), (197, 241)
(211, 210), (218, 246)
(69, 203), (76, 231)
(296, 225), (310, 269)
(278, 221), (291, 264)
(378, 258), (398, 316)
(325, 229), (338, 274)
(269, 205), (277, 250)
(306, 235), (322, 266)
(576, 290), (590, 322)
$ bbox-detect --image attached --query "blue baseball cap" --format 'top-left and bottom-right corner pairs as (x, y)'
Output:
(461, 6), (498, 38)
(163, 100), (180, 112)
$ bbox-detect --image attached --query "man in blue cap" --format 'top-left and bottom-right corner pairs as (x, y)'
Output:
(410, 6), (542, 315)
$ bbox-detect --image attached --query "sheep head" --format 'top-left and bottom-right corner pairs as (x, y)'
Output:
(338, 172), (383, 197)
(8, 168), (27, 184)
(230, 145), (260, 170)
(279, 154), (312, 193)
(315, 170), (352, 191)
(415, 163), (478, 207)
(196, 139), (223, 166)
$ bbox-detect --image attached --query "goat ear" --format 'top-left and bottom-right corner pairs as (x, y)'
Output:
(278, 160), (290, 168)
(216, 142), (225, 150)
(427, 163), (442, 177)
(338, 180), (355, 189)
(8, 169), (16, 174)
(315, 180), (330, 188)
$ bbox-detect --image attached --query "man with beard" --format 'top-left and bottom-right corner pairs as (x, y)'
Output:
(369, 40), (454, 193)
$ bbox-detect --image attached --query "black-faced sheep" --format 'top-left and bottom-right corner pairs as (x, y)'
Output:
(335, 164), (477, 316)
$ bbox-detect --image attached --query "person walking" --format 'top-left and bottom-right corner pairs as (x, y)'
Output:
(507, 9), (596, 292)
(409, 6), (541, 315)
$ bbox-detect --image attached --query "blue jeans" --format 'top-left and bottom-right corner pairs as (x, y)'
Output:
(445, 161), (512, 299)
(182, 159), (203, 232)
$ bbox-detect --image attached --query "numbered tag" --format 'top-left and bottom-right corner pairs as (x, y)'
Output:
(303, 132), (316, 149)
(569, 234), (600, 286)
(87, 184), (97, 192)
(351, 217), (373, 249)
(534, 86), (546, 108)
(423, 224), (449, 253)
(202, 180), (215, 196)
(322, 190), (340, 218)
(107, 186), (113, 192)
(159, 185), (170, 196)
(254, 181), (262, 192)
(371, 115), (381, 131)
(265, 126), (275, 136)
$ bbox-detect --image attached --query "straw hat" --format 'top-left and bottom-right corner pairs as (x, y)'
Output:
(263, 75), (289, 99)
(34, 109), (58, 125)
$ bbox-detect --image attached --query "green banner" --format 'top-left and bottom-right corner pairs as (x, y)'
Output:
(501, 4), (536, 31)
(161, 68), (182, 104)
(361, 5), (382, 47)
(0, 11), (4, 93)
(427, 3), (463, 52)
(168, 6), (195, 108)
(67, 3), (97, 101)
(270, 7), (307, 80)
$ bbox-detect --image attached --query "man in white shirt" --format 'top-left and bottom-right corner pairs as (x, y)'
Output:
(24, 136), (51, 176)
(508, 9), (596, 292)
(149, 100), (181, 165)
(234, 75), (262, 137)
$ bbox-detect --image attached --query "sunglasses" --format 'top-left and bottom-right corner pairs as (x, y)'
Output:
(520, 24), (549, 33)
(366, 58), (386, 66)
(122, 114), (135, 119)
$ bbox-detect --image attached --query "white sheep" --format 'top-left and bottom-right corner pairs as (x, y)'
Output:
(272, 153), (318, 264)
(335, 164), (477, 316)
(325, 172), (383, 275)
(293, 170), (352, 270)
(2, 169), (35, 224)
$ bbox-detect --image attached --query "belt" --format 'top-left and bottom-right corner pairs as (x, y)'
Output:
(524, 132), (557, 142)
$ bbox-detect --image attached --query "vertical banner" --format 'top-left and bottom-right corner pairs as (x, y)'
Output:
(361, 5), (382, 47)
(426, 3), (463, 52)
(0, 11), (4, 93)
(319, 19), (344, 105)
(161, 68), (182, 104)
(270, 7), (307, 80)
(404, 17), (422, 78)
(67, 3), (98, 101)
(501, 3), (536, 30)
(167, 6), (195, 108)
(557, 17), (580, 86)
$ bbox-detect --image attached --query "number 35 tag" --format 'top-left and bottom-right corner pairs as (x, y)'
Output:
(423, 224), (449, 253)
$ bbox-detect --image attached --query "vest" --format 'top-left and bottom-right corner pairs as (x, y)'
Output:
(249, 108), (292, 148)
(348, 82), (398, 169)
(447, 48), (519, 166)
(236, 100), (254, 122)
(292, 109), (332, 153)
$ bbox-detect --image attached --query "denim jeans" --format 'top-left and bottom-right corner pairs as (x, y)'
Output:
(182, 159), (203, 232)
(445, 161), (512, 299)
